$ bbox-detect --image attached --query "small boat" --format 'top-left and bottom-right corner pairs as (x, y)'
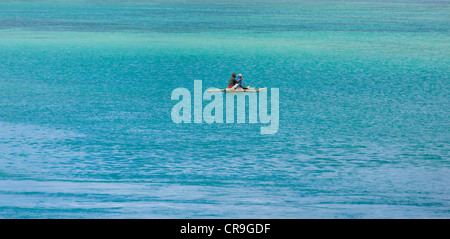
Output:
(207, 87), (267, 93)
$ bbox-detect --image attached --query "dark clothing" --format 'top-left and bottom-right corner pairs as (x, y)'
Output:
(228, 76), (242, 87)
(228, 76), (236, 87)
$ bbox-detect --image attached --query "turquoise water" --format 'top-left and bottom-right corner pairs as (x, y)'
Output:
(0, 0), (449, 218)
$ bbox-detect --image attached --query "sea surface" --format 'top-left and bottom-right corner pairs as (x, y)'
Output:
(0, 0), (449, 218)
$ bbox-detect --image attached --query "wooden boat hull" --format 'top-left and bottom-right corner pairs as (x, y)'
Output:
(207, 87), (267, 93)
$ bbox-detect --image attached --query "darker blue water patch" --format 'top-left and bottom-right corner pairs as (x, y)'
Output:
(0, 1), (449, 33)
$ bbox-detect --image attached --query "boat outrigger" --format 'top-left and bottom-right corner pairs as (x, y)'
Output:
(207, 87), (267, 93)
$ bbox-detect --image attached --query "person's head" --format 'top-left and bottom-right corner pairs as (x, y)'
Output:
(238, 74), (242, 77)
(232, 73), (237, 78)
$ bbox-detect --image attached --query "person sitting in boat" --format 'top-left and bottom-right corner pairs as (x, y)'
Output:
(228, 73), (242, 90)
(228, 73), (249, 91)
(236, 74), (243, 87)
(236, 74), (250, 90)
